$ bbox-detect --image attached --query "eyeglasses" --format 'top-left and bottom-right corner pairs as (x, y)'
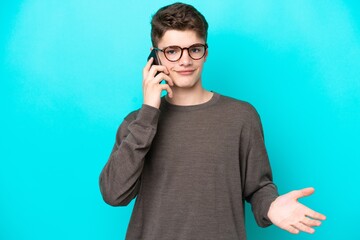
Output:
(154, 43), (208, 62)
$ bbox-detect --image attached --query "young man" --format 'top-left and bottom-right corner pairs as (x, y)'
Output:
(99, 3), (326, 239)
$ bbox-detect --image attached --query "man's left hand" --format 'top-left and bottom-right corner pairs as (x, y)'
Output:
(267, 187), (326, 234)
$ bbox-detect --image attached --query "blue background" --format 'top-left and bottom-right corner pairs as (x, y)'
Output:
(1, 0), (359, 239)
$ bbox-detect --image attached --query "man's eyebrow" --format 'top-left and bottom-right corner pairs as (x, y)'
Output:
(162, 43), (205, 48)
(164, 45), (180, 48)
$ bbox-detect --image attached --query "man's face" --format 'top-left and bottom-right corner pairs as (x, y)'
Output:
(156, 30), (208, 89)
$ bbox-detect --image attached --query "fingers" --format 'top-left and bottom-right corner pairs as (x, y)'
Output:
(143, 63), (174, 87)
(143, 57), (153, 74)
(306, 209), (327, 220)
(284, 217), (321, 235)
(144, 72), (174, 90)
(283, 213), (324, 235)
(290, 187), (315, 199)
(142, 61), (174, 108)
(153, 71), (173, 84)
(143, 57), (153, 80)
(301, 216), (322, 227)
(292, 222), (315, 234)
(300, 204), (326, 221)
(292, 215), (324, 234)
(143, 57), (167, 78)
(158, 82), (173, 98)
(270, 187), (326, 235)
(292, 188), (326, 221)
(144, 63), (170, 81)
(284, 225), (300, 234)
(149, 65), (169, 78)
(300, 187), (315, 197)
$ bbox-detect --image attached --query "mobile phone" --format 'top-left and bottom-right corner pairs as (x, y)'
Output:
(147, 49), (161, 66)
(147, 49), (162, 78)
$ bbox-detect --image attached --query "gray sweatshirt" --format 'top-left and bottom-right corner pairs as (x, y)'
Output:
(100, 93), (279, 240)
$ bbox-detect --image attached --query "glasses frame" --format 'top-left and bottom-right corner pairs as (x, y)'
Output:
(154, 43), (208, 62)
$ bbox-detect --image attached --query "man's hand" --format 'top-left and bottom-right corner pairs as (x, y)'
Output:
(142, 57), (174, 109)
(268, 187), (326, 234)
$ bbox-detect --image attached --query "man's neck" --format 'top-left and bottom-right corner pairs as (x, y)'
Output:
(165, 86), (213, 106)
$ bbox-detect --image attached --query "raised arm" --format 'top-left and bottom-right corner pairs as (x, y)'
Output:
(100, 56), (174, 206)
(99, 105), (160, 206)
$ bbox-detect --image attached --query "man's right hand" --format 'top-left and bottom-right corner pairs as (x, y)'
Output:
(142, 57), (174, 109)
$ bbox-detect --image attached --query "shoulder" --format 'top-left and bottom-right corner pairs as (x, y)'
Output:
(216, 93), (261, 122)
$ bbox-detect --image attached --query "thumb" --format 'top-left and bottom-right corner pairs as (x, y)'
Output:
(291, 187), (315, 199)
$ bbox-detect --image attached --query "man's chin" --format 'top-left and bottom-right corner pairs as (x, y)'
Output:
(172, 77), (201, 89)
(173, 82), (197, 89)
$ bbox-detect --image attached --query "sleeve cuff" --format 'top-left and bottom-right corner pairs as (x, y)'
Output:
(136, 104), (161, 127)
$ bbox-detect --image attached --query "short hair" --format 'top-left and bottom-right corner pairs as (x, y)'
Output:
(151, 2), (209, 47)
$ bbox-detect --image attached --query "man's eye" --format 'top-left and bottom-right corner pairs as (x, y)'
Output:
(166, 49), (178, 55)
(190, 47), (202, 53)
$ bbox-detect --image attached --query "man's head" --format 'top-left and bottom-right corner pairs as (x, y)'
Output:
(151, 2), (208, 47)
(149, 3), (209, 90)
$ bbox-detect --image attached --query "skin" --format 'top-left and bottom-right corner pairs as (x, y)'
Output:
(142, 29), (326, 234)
(143, 30), (213, 108)
(268, 187), (326, 234)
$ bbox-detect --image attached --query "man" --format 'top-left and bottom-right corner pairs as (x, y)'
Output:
(99, 2), (326, 239)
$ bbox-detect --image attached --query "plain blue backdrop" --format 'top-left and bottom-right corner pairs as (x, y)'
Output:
(1, 0), (359, 239)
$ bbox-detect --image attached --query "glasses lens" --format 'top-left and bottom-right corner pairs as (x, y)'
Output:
(189, 44), (206, 60)
(164, 46), (182, 61)
(162, 44), (207, 61)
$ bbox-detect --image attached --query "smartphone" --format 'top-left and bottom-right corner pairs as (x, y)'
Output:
(147, 49), (162, 78)
(147, 49), (161, 66)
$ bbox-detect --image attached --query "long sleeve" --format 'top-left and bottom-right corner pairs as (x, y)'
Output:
(240, 106), (279, 227)
(107, 94), (280, 239)
(99, 104), (160, 206)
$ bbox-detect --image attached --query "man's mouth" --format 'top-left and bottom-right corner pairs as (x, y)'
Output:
(175, 69), (195, 75)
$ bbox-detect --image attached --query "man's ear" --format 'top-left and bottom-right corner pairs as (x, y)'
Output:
(150, 47), (154, 51)
(204, 49), (209, 62)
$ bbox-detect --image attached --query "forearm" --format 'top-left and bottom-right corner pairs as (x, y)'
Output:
(248, 182), (279, 227)
(99, 104), (160, 206)
(244, 151), (279, 227)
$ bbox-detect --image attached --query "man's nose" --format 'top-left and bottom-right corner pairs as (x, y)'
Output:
(178, 49), (192, 66)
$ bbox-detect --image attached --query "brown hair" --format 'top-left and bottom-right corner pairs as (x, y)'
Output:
(151, 2), (208, 47)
